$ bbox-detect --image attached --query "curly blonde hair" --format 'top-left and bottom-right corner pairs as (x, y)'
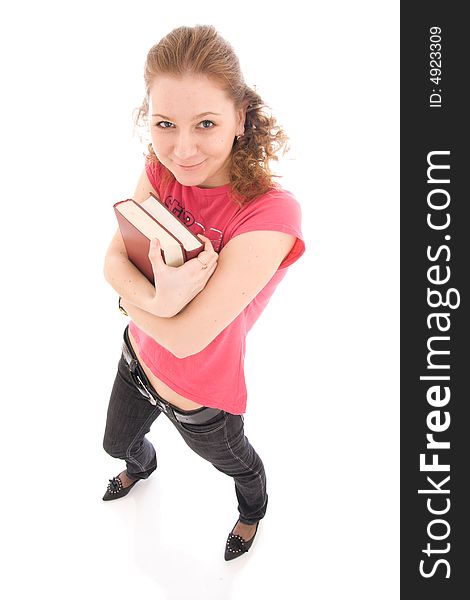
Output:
(132, 24), (290, 208)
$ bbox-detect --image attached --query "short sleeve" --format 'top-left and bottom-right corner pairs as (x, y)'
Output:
(226, 189), (306, 269)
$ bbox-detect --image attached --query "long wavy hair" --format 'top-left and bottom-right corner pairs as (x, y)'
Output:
(132, 24), (290, 207)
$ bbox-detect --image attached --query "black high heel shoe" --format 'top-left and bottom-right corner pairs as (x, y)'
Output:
(224, 520), (259, 561)
(102, 474), (139, 501)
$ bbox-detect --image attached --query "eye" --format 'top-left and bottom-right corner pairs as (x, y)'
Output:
(198, 119), (215, 129)
(153, 119), (215, 129)
(154, 121), (173, 129)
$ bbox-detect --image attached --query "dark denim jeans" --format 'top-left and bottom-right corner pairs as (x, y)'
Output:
(102, 330), (268, 525)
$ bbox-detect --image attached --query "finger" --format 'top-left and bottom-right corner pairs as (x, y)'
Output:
(148, 238), (165, 270)
(197, 252), (217, 272)
(197, 249), (216, 264)
(204, 259), (217, 274)
(207, 254), (218, 268)
(197, 234), (216, 254)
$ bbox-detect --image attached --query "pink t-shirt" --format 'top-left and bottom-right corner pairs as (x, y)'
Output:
(129, 159), (306, 414)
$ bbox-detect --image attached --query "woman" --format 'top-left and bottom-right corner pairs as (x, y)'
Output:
(102, 24), (306, 561)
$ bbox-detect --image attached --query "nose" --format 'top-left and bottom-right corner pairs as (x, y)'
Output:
(173, 130), (198, 162)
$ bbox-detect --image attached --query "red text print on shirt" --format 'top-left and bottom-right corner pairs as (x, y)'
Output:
(164, 194), (224, 252)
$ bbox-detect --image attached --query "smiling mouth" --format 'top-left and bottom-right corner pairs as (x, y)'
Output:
(177, 160), (205, 168)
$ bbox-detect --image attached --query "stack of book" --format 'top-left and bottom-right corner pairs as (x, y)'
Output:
(113, 192), (204, 284)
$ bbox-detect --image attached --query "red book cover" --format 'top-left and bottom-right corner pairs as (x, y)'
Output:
(113, 195), (203, 285)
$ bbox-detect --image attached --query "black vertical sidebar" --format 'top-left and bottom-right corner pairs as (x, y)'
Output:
(401, 3), (469, 598)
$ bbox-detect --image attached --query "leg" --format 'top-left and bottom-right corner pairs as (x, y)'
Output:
(170, 411), (268, 526)
(103, 352), (163, 480)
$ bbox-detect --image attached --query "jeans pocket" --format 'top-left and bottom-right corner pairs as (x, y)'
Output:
(177, 411), (227, 435)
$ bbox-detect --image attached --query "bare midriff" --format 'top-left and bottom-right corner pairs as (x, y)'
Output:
(128, 328), (205, 412)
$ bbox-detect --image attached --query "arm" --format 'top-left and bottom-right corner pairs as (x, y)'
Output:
(104, 247), (158, 314)
(121, 229), (297, 358)
(103, 167), (218, 317)
(119, 300), (182, 356)
(105, 232), (218, 318)
(103, 166), (161, 313)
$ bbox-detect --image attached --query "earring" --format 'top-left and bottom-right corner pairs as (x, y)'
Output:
(236, 134), (243, 140)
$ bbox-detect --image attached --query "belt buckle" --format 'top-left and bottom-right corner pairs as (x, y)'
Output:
(134, 373), (159, 407)
(134, 373), (170, 415)
(121, 341), (171, 415)
(121, 342), (155, 405)
(156, 398), (169, 414)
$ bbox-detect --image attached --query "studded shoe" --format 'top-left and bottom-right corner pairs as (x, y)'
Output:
(224, 520), (259, 561)
(102, 474), (139, 501)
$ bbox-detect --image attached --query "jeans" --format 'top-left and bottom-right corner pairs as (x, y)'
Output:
(102, 331), (268, 525)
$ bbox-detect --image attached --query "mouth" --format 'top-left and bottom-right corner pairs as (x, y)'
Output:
(177, 160), (206, 171)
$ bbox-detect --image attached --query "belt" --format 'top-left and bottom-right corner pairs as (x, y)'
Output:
(121, 326), (223, 425)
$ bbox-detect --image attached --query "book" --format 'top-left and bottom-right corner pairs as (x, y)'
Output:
(113, 191), (204, 285)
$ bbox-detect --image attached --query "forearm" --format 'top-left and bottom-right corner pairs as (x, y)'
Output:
(103, 252), (156, 313)
(120, 298), (185, 358)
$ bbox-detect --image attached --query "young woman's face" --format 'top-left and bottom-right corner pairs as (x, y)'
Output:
(148, 74), (245, 188)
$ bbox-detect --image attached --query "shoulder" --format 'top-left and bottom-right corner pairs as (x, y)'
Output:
(244, 184), (301, 210)
(225, 184), (304, 248)
(231, 185), (301, 222)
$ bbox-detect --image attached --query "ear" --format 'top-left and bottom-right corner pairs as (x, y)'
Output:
(236, 106), (246, 136)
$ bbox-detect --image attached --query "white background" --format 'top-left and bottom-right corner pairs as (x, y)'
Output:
(0, 1), (399, 598)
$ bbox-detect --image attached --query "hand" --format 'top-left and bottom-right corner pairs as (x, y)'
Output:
(146, 233), (219, 317)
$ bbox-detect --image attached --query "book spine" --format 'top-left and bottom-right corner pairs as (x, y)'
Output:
(114, 207), (155, 284)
